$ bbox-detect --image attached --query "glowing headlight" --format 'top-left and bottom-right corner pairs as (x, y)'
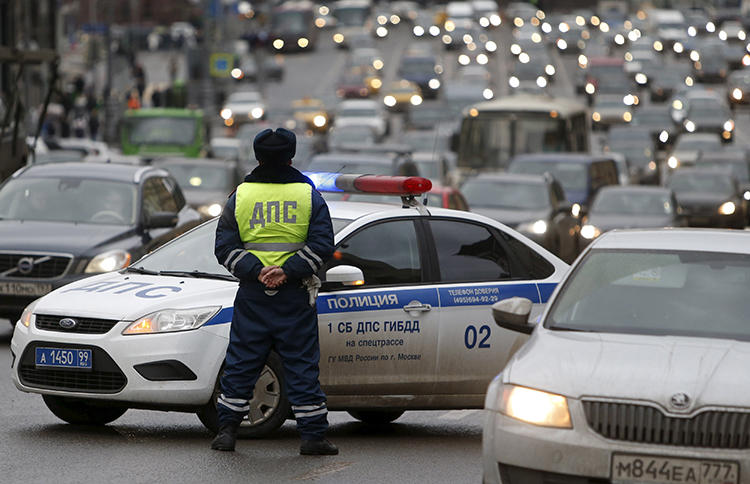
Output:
(429, 78), (441, 89)
(690, 50), (700, 62)
(719, 30), (728, 41)
(477, 54), (489, 65)
(706, 21), (715, 33)
(490, 14), (501, 26)
(376, 26), (388, 38)
(557, 38), (568, 50)
(429, 25), (440, 36)
(614, 33), (625, 45)
(220, 108), (232, 120)
(653, 40), (663, 51)
(744, 191), (750, 201)
(20, 300), (38, 328)
(231, 68), (243, 80)
(85, 250), (131, 273)
(483, 88), (494, 99)
(684, 120), (696, 132)
(667, 156), (679, 169)
(333, 33), (344, 43)
(623, 94), (635, 106)
(297, 37), (309, 48)
(519, 219), (548, 234)
(719, 201), (736, 215)
(688, 26), (697, 37)
(519, 52), (530, 63)
(635, 72), (648, 85)
(251, 107), (264, 119)
(623, 111), (632, 122)
(578, 54), (588, 67)
(499, 385), (572, 428)
(545, 64), (556, 75)
(442, 34), (452, 45)
(485, 40), (498, 52)
(510, 43), (522, 55)
(581, 224), (601, 240)
(571, 203), (581, 217)
(536, 76), (547, 88)
(509, 76), (520, 88)
(199, 203), (223, 218)
(384, 95), (397, 107)
(413, 25), (424, 36)
(585, 82), (595, 94)
(659, 130), (669, 143)
(122, 306), (221, 335)
(370, 78), (382, 89)
(733, 88), (743, 100)
(724, 120), (735, 132)
(479, 17), (490, 28)
(458, 54), (470, 65)
(673, 41), (684, 53)
(592, 111), (601, 122)
(373, 59), (384, 70)
(273, 39), (284, 50)
(410, 94), (423, 106)
(313, 114), (327, 127)
(542, 22), (552, 33)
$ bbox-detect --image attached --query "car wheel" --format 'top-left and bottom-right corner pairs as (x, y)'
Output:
(42, 395), (127, 425)
(347, 410), (404, 424)
(197, 352), (290, 438)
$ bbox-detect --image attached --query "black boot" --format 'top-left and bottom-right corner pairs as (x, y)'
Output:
(210, 424), (239, 451)
(300, 438), (339, 455)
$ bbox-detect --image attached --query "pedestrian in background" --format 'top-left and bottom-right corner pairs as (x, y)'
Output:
(211, 128), (338, 455)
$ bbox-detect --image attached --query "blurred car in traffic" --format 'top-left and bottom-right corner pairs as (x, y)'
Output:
(579, 186), (684, 245)
(291, 97), (331, 133)
(484, 229), (750, 484)
(209, 137), (241, 161)
(332, 99), (387, 139)
(397, 48), (442, 99)
(0, 162), (200, 324)
(591, 94), (632, 130)
(666, 132), (723, 174)
(604, 126), (658, 184)
(219, 90), (266, 128)
(461, 173), (580, 263)
(680, 91), (734, 142)
(631, 103), (678, 151)
(382, 80), (423, 112)
(326, 125), (376, 151)
(666, 168), (746, 229)
(727, 69), (750, 106)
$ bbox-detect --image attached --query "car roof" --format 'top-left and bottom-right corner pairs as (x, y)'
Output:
(309, 153), (395, 163)
(465, 172), (547, 184)
(16, 162), (168, 183)
(339, 99), (379, 108)
(592, 229), (750, 253)
(327, 200), (403, 220)
(597, 185), (672, 195)
(152, 157), (237, 168)
(511, 153), (611, 164)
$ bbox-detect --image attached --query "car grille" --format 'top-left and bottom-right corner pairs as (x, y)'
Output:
(0, 253), (72, 279)
(35, 314), (120, 334)
(18, 343), (127, 394)
(583, 400), (750, 449)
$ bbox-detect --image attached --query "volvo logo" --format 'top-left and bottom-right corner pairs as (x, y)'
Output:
(670, 393), (691, 410)
(58, 318), (78, 329)
(17, 257), (34, 275)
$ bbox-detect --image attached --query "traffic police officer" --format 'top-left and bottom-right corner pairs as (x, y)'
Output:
(211, 128), (337, 455)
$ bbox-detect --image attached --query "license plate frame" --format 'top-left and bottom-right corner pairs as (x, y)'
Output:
(612, 453), (739, 484)
(0, 281), (53, 296)
(35, 347), (92, 370)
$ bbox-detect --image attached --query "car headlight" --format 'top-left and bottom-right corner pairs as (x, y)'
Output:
(499, 384), (572, 428)
(428, 78), (441, 89)
(724, 120), (735, 132)
(585, 82), (595, 94)
(659, 130), (669, 143)
(592, 111), (601, 122)
(571, 203), (581, 217)
(333, 33), (344, 43)
(684, 120), (696, 132)
(122, 306), (221, 335)
(719, 201), (736, 215)
(198, 203), (223, 218)
(85, 249), (131, 273)
(483, 88), (494, 100)
(273, 39), (284, 50)
(251, 107), (264, 119)
(20, 300), (39, 328)
(519, 219), (548, 235)
(313, 114), (327, 127)
(509, 76), (520, 88)
(545, 64), (556, 75)
(581, 224), (600, 240)
(384, 95), (397, 107)
(635, 72), (648, 84)
(667, 155), (680, 169)
(733, 88), (743, 100)
(410, 94), (422, 106)
(220, 108), (232, 120)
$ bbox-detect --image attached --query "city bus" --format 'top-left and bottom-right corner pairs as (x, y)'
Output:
(456, 94), (590, 173)
(120, 108), (207, 158)
(270, 0), (319, 52)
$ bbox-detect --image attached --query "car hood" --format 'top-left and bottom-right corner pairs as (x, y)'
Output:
(586, 213), (675, 230)
(508, 330), (750, 410)
(0, 220), (135, 256)
(470, 207), (548, 227)
(675, 192), (729, 206)
(672, 150), (701, 163)
(182, 189), (229, 207)
(33, 271), (237, 322)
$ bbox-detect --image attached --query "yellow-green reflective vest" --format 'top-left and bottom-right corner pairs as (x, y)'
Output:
(235, 182), (312, 267)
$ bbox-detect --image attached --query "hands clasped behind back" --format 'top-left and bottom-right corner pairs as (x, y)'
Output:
(259, 265), (288, 288)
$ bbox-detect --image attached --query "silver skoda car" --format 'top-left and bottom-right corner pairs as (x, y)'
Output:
(483, 229), (750, 484)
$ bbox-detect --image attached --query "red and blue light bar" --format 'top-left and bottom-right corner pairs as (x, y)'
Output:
(304, 172), (432, 195)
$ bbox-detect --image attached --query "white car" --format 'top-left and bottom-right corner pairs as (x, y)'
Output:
(332, 99), (387, 139)
(484, 228), (750, 484)
(220, 91), (266, 126)
(11, 174), (567, 437)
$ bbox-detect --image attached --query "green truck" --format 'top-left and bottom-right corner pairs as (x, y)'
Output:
(120, 108), (208, 158)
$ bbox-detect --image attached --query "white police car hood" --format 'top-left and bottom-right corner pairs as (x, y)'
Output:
(507, 329), (750, 412)
(36, 271), (236, 322)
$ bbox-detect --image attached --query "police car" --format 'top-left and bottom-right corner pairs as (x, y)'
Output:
(11, 174), (567, 437)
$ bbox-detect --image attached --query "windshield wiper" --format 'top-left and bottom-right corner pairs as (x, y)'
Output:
(158, 270), (238, 282)
(548, 325), (597, 332)
(122, 266), (159, 275)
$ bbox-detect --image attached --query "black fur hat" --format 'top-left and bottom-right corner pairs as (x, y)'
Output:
(253, 128), (296, 163)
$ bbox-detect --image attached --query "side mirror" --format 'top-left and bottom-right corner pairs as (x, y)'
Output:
(325, 265), (364, 286)
(492, 297), (535, 334)
(143, 211), (178, 229)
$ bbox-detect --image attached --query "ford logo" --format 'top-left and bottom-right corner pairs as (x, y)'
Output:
(17, 257), (34, 275)
(58, 318), (77, 329)
(670, 392), (691, 410)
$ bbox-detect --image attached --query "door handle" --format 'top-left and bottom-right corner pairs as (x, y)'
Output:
(403, 301), (432, 312)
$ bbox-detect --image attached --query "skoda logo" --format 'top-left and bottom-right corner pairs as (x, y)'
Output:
(58, 318), (77, 329)
(670, 393), (691, 410)
(17, 257), (34, 275)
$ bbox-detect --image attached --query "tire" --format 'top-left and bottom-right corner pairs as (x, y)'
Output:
(42, 395), (127, 425)
(347, 410), (404, 424)
(197, 352), (290, 438)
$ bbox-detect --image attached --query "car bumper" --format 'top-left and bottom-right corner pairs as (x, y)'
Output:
(483, 404), (750, 484)
(10, 317), (227, 407)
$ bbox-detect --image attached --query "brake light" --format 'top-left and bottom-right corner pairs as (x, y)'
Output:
(304, 172), (432, 195)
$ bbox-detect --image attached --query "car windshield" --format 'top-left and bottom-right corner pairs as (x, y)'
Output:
(462, 179), (549, 209)
(157, 164), (234, 191)
(675, 137), (720, 151)
(688, 99), (728, 117)
(401, 131), (448, 152)
(339, 108), (377, 117)
(399, 59), (435, 75)
(668, 172), (734, 194)
(510, 161), (588, 193)
(211, 145), (239, 160)
(329, 127), (375, 146)
(547, 249), (750, 340)
(592, 190), (673, 215)
(334, 7), (369, 26)
(0, 177), (137, 225)
(698, 161), (750, 182)
(128, 117), (197, 146)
